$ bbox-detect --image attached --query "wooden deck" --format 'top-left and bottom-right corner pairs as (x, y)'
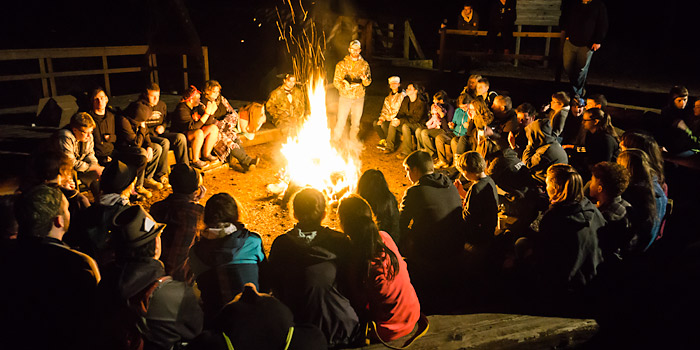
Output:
(354, 313), (598, 350)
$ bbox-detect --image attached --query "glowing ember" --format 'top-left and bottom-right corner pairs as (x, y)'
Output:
(269, 77), (361, 202)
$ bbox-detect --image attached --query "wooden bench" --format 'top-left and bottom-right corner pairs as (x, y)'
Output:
(352, 313), (598, 350)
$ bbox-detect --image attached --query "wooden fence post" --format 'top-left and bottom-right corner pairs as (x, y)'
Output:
(102, 55), (111, 96)
(182, 54), (188, 91)
(439, 19), (447, 71)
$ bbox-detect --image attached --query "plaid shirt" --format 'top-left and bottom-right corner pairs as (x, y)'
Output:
(150, 193), (204, 285)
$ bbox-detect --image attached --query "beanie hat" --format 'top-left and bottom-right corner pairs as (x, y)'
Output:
(100, 160), (137, 194)
(170, 163), (201, 194)
(388, 76), (400, 84)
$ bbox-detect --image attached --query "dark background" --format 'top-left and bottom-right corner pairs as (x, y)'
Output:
(1, 0), (698, 103)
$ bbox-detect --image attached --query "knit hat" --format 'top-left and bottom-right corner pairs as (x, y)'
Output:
(388, 76), (400, 84)
(349, 40), (361, 48)
(112, 205), (165, 248)
(214, 284), (327, 350)
(100, 160), (137, 194)
(170, 163), (201, 194)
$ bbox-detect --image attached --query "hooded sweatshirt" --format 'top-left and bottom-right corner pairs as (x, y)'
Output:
(269, 226), (359, 348)
(522, 118), (568, 184)
(535, 197), (605, 293)
(189, 223), (266, 319)
(399, 173), (464, 262)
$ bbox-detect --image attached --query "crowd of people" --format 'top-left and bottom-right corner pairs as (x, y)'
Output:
(1, 34), (700, 348)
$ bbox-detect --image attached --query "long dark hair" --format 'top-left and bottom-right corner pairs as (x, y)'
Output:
(620, 131), (665, 184)
(338, 195), (400, 281)
(356, 169), (399, 238)
(585, 108), (619, 140)
(617, 149), (657, 221)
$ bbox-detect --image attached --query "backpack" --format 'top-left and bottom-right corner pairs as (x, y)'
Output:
(114, 276), (173, 350)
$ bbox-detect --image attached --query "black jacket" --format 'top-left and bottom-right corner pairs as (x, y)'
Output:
(534, 197), (605, 293)
(268, 226), (359, 348)
(123, 98), (168, 136)
(560, 0), (608, 47)
(396, 97), (428, 124)
(399, 173), (464, 262)
(523, 118), (568, 185)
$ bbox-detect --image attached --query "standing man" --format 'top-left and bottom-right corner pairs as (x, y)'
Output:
(266, 73), (307, 139)
(332, 40), (372, 142)
(560, 0), (608, 97)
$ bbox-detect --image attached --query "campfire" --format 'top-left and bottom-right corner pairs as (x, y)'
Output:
(267, 76), (361, 204)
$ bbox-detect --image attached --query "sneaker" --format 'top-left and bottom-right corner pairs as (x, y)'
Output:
(396, 153), (407, 160)
(159, 175), (172, 189)
(242, 157), (260, 173)
(434, 160), (448, 169)
(381, 148), (394, 154)
(144, 178), (164, 190)
(135, 186), (152, 199)
(377, 139), (387, 147)
(191, 160), (207, 169)
(203, 154), (218, 162)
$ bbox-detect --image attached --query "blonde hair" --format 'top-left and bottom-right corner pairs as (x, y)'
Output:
(547, 164), (584, 204)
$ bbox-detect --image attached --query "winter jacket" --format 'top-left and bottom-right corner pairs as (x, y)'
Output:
(90, 109), (116, 159)
(269, 226), (359, 348)
(534, 197), (605, 293)
(189, 223), (266, 320)
(399, 173), (464, 262)
(522, 118), (568, 184)
(123, 98), (168, 136)
(560, 0), (608, 47)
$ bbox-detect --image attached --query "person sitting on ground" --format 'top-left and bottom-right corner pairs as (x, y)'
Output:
(124, 82), (190, 174)
(54, 112), (103, 198)
(491, 95), (516, 136)
(522, 118), (568, 185)
(616, 149), (662, 252)
(585, 93), (608, 111)
(485, 135), (531, 198)
(265, 73), (307, 139)
(561, 95), (587, 150)
(399, 151), (464, 313)
(189, 283), (327, 350)
(454, 151), (499, 252)
(268, 188), (360, 348)
(589, 161), (633, 260)
(547, 91), (571, 141)
(383, 83), (429, 158)
(658, 85), (700, 157)
(2, 184), (101, 350)
(619, 131), (668, 240)
(203, 80), (260, 173)
(116, 97), (165, 199)
(375, 76), (406, 150)
(418, 90), (454, 160)
(64, 160), (137, 267)
(508, 102), (537, 158)
(88, 87), (117, 166)
(189, 192), (267, 323)
(440, 93), (471, 168)
(357, 169), (401, 243)
(522, 164), (604, 315)
(476, 77), (498, 107)
(581, 108), (620, 178)
(97, 205), (203, 350)
(171, 85), (220, 168)
(25, 149), (90, 216)
(487, 0), (517, 54)
(338, 195), (421, 342)
(461, 74), (482, 99)
(150, 163), (206, 285)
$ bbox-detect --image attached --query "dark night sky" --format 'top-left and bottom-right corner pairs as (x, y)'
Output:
(1, 0), (698, 100)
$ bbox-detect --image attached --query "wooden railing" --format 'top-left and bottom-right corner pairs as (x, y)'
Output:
(0, 45), (209, 115)
(437, 25), (564, 71)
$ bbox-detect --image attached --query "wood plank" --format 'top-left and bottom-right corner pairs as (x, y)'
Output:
(0, 67), (144, 82)
(444, 29), (562, 38)
(351, 314), (597, 350)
